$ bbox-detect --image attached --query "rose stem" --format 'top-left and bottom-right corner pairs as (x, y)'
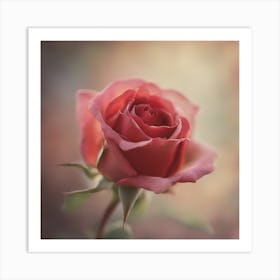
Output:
(95, 196), (119, 239)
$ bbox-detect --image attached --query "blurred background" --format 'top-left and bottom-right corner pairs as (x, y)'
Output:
(41, 41), (239, 239)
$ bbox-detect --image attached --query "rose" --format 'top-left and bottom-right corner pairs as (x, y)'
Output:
(77, 79), (216, 194)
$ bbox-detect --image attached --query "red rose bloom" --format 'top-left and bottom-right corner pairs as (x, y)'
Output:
(77, 79), (216, 193)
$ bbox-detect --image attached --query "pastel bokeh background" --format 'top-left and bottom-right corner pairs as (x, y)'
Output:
(41, 41), (239, 239)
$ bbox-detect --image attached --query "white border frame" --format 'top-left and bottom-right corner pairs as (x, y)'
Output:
(28, 27), (252, 253)
(1, 1), (279, 279)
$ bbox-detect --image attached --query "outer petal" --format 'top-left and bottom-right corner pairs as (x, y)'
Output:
(167, 140), (188, 176)
(134, 85), (176, 115)
(123, 137), (188, 177)
(118, 141), (216, 194)
(162, 89), (199, 128)
(77, 90), (103, 167)
(98, 79), (145, 115)
(98, 139), (137, 181)
(177, 141), (217, 183)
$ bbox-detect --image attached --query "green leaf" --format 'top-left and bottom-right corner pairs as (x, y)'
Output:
(103, 222), (133, 239)
(118, 186), (143, 224)
(59, 163), (98, 179)
(62, 176), (113, 212)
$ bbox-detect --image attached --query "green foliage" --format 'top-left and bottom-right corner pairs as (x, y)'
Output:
(62, 176), (113, 212)
(103, 222), (133, 239)
(59, 162), (98, 179)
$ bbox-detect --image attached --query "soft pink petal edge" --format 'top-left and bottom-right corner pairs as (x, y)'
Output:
(162, 89), (199, 128)
(93, 78), (199, 126)
(77, 90), (104, 167)
(90, 84), (154, 151)
(178, 141), (217, 183)
(97, 78), (146, 115)
(117, 141), (217, 194)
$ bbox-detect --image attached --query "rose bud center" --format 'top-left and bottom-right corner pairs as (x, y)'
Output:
(134, 103), (173, 126)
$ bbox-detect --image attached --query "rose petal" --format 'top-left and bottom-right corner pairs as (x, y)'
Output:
(166, 140), (188, 176)
(105, 89), (136, 127)
(77, 90), (103, 167)
(134, 86), (176, 116)
(131, 107), (177, 138)
(114, 111), (150, 141)
(118, 141), (216, 194)
(98, 139), (137, 181)
(170, 116), (190, 139)
(141, 81), (162, 96)
(118, 175), (178, 194)
(98, 79), (145, 115)
(90, 90), (152, 151)
(103, 89), (150, 141)
(123, 138), (187, 177)
(162, 89), (199, 128)
(177, 140), (217, 183)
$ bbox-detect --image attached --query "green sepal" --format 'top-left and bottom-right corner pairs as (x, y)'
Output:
(129, 190), (151, 219)
(59, 162), (98, 179)
(62, 176), (113, 212)
(117, 185), (143, 225)
(95, 146), (105, 167)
